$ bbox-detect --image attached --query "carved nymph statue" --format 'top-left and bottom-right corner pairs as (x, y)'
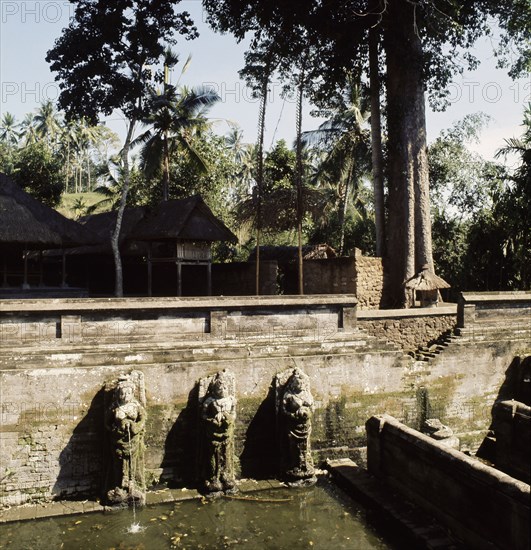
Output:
(104, 371), (146, 506)
(276, 367), (316, 485)
(198, 369), (237, 495)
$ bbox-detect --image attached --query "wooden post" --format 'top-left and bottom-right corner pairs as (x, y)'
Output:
(147, 243), (153, 297)
(22, 249), (30, 289)
(2, 255), (8, 288)
(207, 262), (212, 296)
(61, 250), (67, 288)
(177, 262), (182, 297)
(38, 251), (44, 287)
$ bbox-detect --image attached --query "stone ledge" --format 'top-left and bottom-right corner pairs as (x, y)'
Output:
(0, 479), (287, 524)
(461, 291), (531, 303)
(0, 294), (358, 313)
(358, 305), (457, 320)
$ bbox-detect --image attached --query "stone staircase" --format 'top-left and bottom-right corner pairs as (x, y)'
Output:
(407, 328), (462, 362)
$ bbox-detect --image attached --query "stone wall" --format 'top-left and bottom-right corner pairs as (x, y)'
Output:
(358, 306), (457, 351)
(366, 414), (530, 550)
(1, 292), (529, 509)
(212, 250), (384, 308)
(212, 261), (278, 296)
(301, 257), (356, 295)
(352, 249), (383, 309)
(491, 400), (531, 484)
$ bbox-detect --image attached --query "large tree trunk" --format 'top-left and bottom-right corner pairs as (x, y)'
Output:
(369, 26), (386, 258)
(383, 1), (433, 307)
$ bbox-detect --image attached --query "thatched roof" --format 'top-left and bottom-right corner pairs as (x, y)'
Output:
(130, 195), (237, 243)
(54, 195), (236, 256)
(248, 244), (337, 263)
(79, 206), (147, 242)
(0, 173), (98, 248)
(64, 206), (149, 256)
(404, 265), (450, 291)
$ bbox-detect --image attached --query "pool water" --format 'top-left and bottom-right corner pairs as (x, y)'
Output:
(0, 481), (393, 550)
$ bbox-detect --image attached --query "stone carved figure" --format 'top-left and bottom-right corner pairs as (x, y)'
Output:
(276, 368), (316, 485)
(198, 370), (237, 495)
(105, 371), (146, 506)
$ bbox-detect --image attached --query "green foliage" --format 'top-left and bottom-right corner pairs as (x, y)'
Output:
(11, 142), (63, 207)
(46, 0), (197, 124)
(429, 113), (503, 218)
(263, 139), (296, 192)
(203, 1), (529, 109)
(168, 132), (238, 218)
(0, 142), (15, 175)
(430, 108), (531, 292)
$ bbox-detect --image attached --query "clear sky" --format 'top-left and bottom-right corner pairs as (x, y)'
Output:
(1, 0), (529, 164)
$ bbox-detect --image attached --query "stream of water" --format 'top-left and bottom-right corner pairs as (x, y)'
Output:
(0, 480), (395, 550)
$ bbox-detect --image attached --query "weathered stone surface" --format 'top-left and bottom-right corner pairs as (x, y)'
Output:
(366, 414), (530, 550)
(0, 292), (528, 509)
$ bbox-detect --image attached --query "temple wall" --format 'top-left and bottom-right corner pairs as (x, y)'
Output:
(0, 293), (529, 508)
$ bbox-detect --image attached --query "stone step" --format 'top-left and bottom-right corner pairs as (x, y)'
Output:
(0, 338), (403, 370)
(325, 459), (464, 549)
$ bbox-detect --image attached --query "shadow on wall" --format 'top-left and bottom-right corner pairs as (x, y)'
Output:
(159, 384), (200, 488)
(53, 389), (105, 500)
(239, 384), (277, 480)
(477, 355), (531, 461)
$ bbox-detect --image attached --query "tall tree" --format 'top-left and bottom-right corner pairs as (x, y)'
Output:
(302, 79), (372, 255)
(134, 84), (220, 200)
(33, 100), (62, 150)
(0, 113), (20, 146)
(204, 0), (530, 306)
(47, 0), (197, 296)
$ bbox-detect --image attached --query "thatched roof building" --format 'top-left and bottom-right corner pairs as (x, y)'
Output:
(129, 196), (237, 243)
(0, 173), (98, 248)
(64, 195), (237, 296)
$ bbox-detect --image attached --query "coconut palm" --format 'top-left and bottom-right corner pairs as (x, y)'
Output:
(134, 84), (220, 201)
(302, 80), (371, 254)
(19, 113), (39, 146)
(33, 100), (62, 149)
(0, 112), (20, 145)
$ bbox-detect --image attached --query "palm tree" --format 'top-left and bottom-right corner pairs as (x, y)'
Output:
(225, 125), (255, 200)
(302, 80), (371, 254)
(19, 113), (38, 145)
(33, 100), (62, 149)
(59, 120), (79, 193)
(134, 84), (220, 200)
(0, 112), (20, 145)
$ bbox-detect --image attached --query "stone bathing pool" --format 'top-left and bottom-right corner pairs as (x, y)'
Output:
(0, 479), (394, 550)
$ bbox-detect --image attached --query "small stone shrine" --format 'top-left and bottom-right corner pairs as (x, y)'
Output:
(104, 371), (147, 506)
(275, 367), (317, 486)
(198, 369), (237, 495)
